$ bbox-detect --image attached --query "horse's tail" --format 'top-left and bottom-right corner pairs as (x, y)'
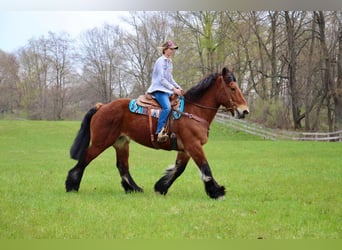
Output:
(70, 103), (103, 160)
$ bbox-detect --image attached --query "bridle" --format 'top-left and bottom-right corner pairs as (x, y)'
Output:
(220, 76), (236, 112)
(171, 75), (238, 131)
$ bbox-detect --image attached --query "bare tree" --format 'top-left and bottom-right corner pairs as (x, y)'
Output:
(336, 12), (342, 130)
(303, 12), (318, 131)
(315, 11), (342, 131)
(284, 11), (310, 129)
(79, 24), (125, 103)
(47, 32), (73, 120)
(0, 50), (19, 114)
(176, 11), (225, 75)
(17, 37), (50, 119)
(16, 33), (74, 120)
(122, 11), (174, 96)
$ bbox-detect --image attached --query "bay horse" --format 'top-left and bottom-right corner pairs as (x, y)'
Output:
(65, 67), (249, 199)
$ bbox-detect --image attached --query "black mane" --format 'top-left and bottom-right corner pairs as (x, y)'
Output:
(184, 73), (219, 102)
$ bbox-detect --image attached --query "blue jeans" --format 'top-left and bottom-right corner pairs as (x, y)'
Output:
(153, 91), (171, 134)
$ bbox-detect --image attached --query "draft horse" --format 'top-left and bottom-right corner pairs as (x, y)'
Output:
(65, 67), (249, 199)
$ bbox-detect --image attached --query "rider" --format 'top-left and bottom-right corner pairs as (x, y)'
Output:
(146, 40), (183, 142)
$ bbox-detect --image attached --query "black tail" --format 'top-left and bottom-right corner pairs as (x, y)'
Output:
(70, 107), (98, 160)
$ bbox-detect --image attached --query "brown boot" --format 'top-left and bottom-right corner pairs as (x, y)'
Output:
(157, 128), (168, 142)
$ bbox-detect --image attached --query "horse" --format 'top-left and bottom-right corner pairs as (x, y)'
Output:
(65, 67), (249, 199)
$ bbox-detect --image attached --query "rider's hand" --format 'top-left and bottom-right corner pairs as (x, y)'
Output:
(173, 88), (183, 96)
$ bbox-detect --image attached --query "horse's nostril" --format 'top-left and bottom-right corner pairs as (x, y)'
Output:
(243, 110), (249, 115)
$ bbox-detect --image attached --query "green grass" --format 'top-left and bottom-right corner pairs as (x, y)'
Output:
(0, 120), (341, 239)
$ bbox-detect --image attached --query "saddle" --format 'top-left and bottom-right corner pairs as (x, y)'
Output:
(128, 93), (184, 149)
(136, 93), (181, 110)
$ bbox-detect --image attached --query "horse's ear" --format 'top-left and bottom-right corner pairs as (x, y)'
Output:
(222, 67), (229, 77)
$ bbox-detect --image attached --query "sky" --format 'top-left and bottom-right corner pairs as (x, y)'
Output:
(0, 11), (130, 53)
(1, 0), (341, 53)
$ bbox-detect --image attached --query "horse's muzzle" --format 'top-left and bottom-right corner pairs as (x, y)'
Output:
(236, 106), (249, 119)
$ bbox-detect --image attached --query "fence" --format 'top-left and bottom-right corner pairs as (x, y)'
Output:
(215, 113), (342, 142)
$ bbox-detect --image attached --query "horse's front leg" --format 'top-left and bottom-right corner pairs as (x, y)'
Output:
(154, 151), (190, 195)
(188, 144), (226, 199)
(114, 136), (143, 193)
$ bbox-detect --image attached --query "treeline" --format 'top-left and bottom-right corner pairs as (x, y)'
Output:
(0, 11), (341, 131)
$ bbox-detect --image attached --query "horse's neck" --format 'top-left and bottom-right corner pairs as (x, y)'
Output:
(185, 90), (219, 124)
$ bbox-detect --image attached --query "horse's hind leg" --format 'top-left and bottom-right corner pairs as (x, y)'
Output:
(65, 160), (87, 192)
(154, 151), (190, 195)
(66, 144), (108, 192)
(114, 136), (143, 193)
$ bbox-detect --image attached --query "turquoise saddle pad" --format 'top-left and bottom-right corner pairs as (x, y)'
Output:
(128, 96), (184, 120)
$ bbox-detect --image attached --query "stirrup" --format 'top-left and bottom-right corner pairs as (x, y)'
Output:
(157, 128), (169, 142)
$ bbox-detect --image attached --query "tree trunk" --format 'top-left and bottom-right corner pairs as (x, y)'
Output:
(270, 11), (279, 100)
(304, 13), (316, 131)
(335, 12), (342, 130)
(316, 11), (335, 131)
(285, 11), (302, 129)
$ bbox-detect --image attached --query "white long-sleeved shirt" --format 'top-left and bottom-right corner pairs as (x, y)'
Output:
(147, 55), (181, 94)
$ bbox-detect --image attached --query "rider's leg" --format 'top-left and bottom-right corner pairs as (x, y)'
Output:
(153, 91), (171, 138)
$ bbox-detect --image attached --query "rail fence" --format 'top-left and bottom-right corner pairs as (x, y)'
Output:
(215, 113), (342, 142)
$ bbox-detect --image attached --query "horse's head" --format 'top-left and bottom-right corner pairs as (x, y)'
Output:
(218, 67), (249, 119)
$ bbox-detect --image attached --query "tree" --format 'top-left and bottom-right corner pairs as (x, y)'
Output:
(315, 11), (341, 131)
(17, 33), (74, 120)
(0, 50), (19, 114)
(123, 11), (173, 96)
(336, 12), (342, 130)
(79, 24), (125, 103)
(284, 11), (308, 129)
(176, 11), (225, 75)
(47, 32), (73, 120)
(17, 37), (50, 119)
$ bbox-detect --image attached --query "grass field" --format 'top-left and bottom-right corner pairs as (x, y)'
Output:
(0, 119), (341, 239)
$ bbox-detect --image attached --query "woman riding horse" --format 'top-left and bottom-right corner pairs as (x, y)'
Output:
(65, 67), (249, 199)
(146, 40), (183, 142)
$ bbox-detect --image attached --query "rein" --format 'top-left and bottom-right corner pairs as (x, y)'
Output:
(173, 109), (209, 129)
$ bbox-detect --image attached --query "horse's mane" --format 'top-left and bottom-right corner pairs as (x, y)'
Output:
(184, 73), (220, 102)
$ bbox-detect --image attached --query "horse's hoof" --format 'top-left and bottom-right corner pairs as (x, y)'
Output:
(217, 195), (225, 200)
(66, 187), (79, 192)
(155, 190), (167, 196)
